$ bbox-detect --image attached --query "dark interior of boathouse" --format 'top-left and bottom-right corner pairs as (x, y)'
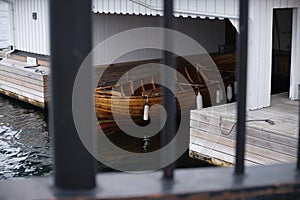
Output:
(0, 0), (300, 199)
(272, 8), (293, 95)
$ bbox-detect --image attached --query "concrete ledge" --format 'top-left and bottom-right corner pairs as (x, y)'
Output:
(1, 163), (300, 199)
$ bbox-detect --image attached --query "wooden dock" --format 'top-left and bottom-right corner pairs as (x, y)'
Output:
(0, 57), (50, 108)
(190, 93), (299, 166)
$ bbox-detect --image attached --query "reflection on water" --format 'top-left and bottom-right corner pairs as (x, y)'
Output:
(0, 94), (211, 179)
(0, 95), (51, 179)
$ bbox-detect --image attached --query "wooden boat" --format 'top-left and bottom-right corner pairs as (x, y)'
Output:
(95, 53), (236, 122)
(95, 78), (198, 120)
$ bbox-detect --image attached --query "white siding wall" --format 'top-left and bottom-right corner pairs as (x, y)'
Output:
(92, 13), (226, 64)
(0, 1), (10, 48)
(92, 0), (239, 19)
(290, 5), (300, 100)
(9, 0), (300, 106)
(11, 0), (234, 56)
(247, 0), (300, 110)
(273, 1), (300, 101)
(13, 0), (50, 55)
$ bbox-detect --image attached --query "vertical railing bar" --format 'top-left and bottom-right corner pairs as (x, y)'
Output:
(161, 0), (175, 180)
(297, 84), (300, 169)
(50, 0), (96, 189)
(235, 0), (249, 175)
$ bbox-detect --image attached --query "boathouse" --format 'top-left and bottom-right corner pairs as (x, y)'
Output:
(186, 0), (300, 165)
(2, 0), (300, 198)
(0, 0), (236, 108)
(0, 0), (299, 109)
(0, 0), (299, 165)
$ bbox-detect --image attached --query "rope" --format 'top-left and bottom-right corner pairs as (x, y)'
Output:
(219, 117), (275, 136)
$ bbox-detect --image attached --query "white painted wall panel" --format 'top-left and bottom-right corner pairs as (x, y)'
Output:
(262, 0), (274, 107)
(288, 0), (296, 6)
(11, 0), (239, 56)
(258, 0), (267, 108)
(13, 0), (50, 55)
(247, 0), (260, 109)
(247, 0), (300, 110)
(206, 0), (216, 13)
(197, 0), (206, 12)
(93, 0), (239, 19)
(92, 0), (97, 12)
(216, 0), (225, 14)
(0, 1), (10, 48)
(9, 0), (300, 103)
(281, 0), (289, 7)
(179, 0), (188, 10)
(188, 0), (197, 11)
(273, 0), (280, 7)
(224, 0), (235, 15)
(234, 0), (239, 16)
(290, 4), (300, 100)
(103, 0), (109, 13)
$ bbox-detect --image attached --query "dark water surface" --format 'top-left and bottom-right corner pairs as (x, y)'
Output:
(0, 94), (211, 179)
(0, 95), (51, 179)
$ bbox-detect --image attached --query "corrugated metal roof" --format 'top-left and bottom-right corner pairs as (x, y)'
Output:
(92, 0), (240, 19)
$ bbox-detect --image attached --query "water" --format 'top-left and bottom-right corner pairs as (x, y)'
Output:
(0, 95), (51, 179)
(0, 94), (210, 179)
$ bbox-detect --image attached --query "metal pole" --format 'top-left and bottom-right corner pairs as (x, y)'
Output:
(297, 84), (300, 169)
(235, 0), (249, 175)
(161, 0), (175, 180)
(50, 0), (96, 189)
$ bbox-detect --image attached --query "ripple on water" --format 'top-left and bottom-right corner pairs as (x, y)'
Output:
(0, 95), (52, 179)
(0, 94), (211, 179)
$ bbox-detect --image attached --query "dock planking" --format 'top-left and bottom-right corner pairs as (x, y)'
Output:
(0, 58), (50, 108)
(190, 93), (299, 166)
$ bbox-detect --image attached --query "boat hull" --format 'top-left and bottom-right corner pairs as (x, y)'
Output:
(95, 89), (197, 120)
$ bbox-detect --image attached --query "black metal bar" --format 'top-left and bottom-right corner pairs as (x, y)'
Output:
(161, 0), (175, 180)
(235, 0), (249, 175)
(297, 84), (300, 169)
(50, 0), (96, 189)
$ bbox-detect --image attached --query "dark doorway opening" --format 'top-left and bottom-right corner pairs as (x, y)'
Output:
(271, 8), (293, 95)
(225, 18), (237, 51)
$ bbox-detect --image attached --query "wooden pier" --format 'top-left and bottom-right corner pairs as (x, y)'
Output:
(190, 93), (299, 166)
(0, 57), (50, 108)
